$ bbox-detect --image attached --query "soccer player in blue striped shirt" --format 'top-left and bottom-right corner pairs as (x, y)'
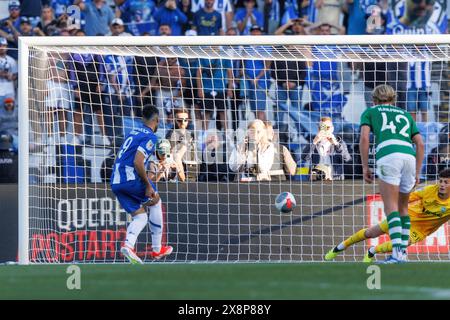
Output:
(111, 104), (173, 264)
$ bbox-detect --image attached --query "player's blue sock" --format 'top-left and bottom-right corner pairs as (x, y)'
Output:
(125, 213), (148, 249)
(148, 200), (163, 253)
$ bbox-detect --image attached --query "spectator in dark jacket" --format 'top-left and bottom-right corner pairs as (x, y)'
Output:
(179, 0), (195, 34)
(154, 0), (188, 35)
(34, 5), (58, 36)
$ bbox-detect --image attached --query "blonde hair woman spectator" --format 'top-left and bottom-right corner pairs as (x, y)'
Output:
(229, 119), (275, 181)
(34, 5), (58, 36)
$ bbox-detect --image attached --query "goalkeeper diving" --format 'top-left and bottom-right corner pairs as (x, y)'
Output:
(325, 168), (450, 262)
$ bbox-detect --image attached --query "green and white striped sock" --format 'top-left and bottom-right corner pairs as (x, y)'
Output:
(387, 211), (402, 259)
(401, 215), (411, 254)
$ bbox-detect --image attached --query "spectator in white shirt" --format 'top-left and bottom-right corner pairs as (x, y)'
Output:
(229, 119), (275, 181)
(0, 37), (17, 104)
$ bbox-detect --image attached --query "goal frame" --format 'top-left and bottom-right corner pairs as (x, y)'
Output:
(18, 34), (450, 265)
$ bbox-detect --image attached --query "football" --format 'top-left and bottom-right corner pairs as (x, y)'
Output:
(275, 192), (296, 213)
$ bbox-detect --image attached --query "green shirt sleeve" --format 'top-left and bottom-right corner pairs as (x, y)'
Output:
(360, 109), (372, 129)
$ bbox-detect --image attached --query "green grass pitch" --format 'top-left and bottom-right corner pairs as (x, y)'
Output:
(1, 263), (450, 299)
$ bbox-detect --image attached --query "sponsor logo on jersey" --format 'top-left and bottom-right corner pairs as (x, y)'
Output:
(146, 140), (154, 151)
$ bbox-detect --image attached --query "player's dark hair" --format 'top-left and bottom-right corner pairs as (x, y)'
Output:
(142, 104), (159, 121)
(439, 168), (450, 179)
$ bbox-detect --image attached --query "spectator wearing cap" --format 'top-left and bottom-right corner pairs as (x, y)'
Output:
(191, 0), (234, 32)
(193, 0), (224, 35)
(5, 16), (37, 41)
(0, 1), (22, 59)
(0, 38), (17, 105)
(235, 0), (263, 35)
(0, 97), (18, 152)
(34, 5), (58, 36)
(153, 0), (188, 36)
(148, 138), (183, 182)
(74, 0), (115, 36)
(108, 18), (132, 36)
(17, 17), (36, 37)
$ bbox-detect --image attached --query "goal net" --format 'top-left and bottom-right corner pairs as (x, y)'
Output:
(19, 35), (450, 264)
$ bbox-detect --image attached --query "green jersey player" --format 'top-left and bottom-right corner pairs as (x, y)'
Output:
(359, 84), (424, 264)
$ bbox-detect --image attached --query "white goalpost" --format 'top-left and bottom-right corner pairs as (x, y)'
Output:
(18, 35), (450, 264)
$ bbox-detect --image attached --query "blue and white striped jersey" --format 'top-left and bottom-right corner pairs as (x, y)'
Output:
(111, 124), (158, 185)
(307, 0), (317, 23)
(386, 2), (447, 89)
(407, 61), (431, 90)
(104, 55), (135, 95)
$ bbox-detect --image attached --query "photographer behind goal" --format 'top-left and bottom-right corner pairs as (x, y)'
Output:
(229, 119), (275, 181)
(302, 117), (351, 181)
(148, 139), (183, 183)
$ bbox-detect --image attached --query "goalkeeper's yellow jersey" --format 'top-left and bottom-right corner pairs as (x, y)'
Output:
(408, 185), (450, 235)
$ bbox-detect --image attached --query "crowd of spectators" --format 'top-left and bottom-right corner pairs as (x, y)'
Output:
(0, 0), (448, 183)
